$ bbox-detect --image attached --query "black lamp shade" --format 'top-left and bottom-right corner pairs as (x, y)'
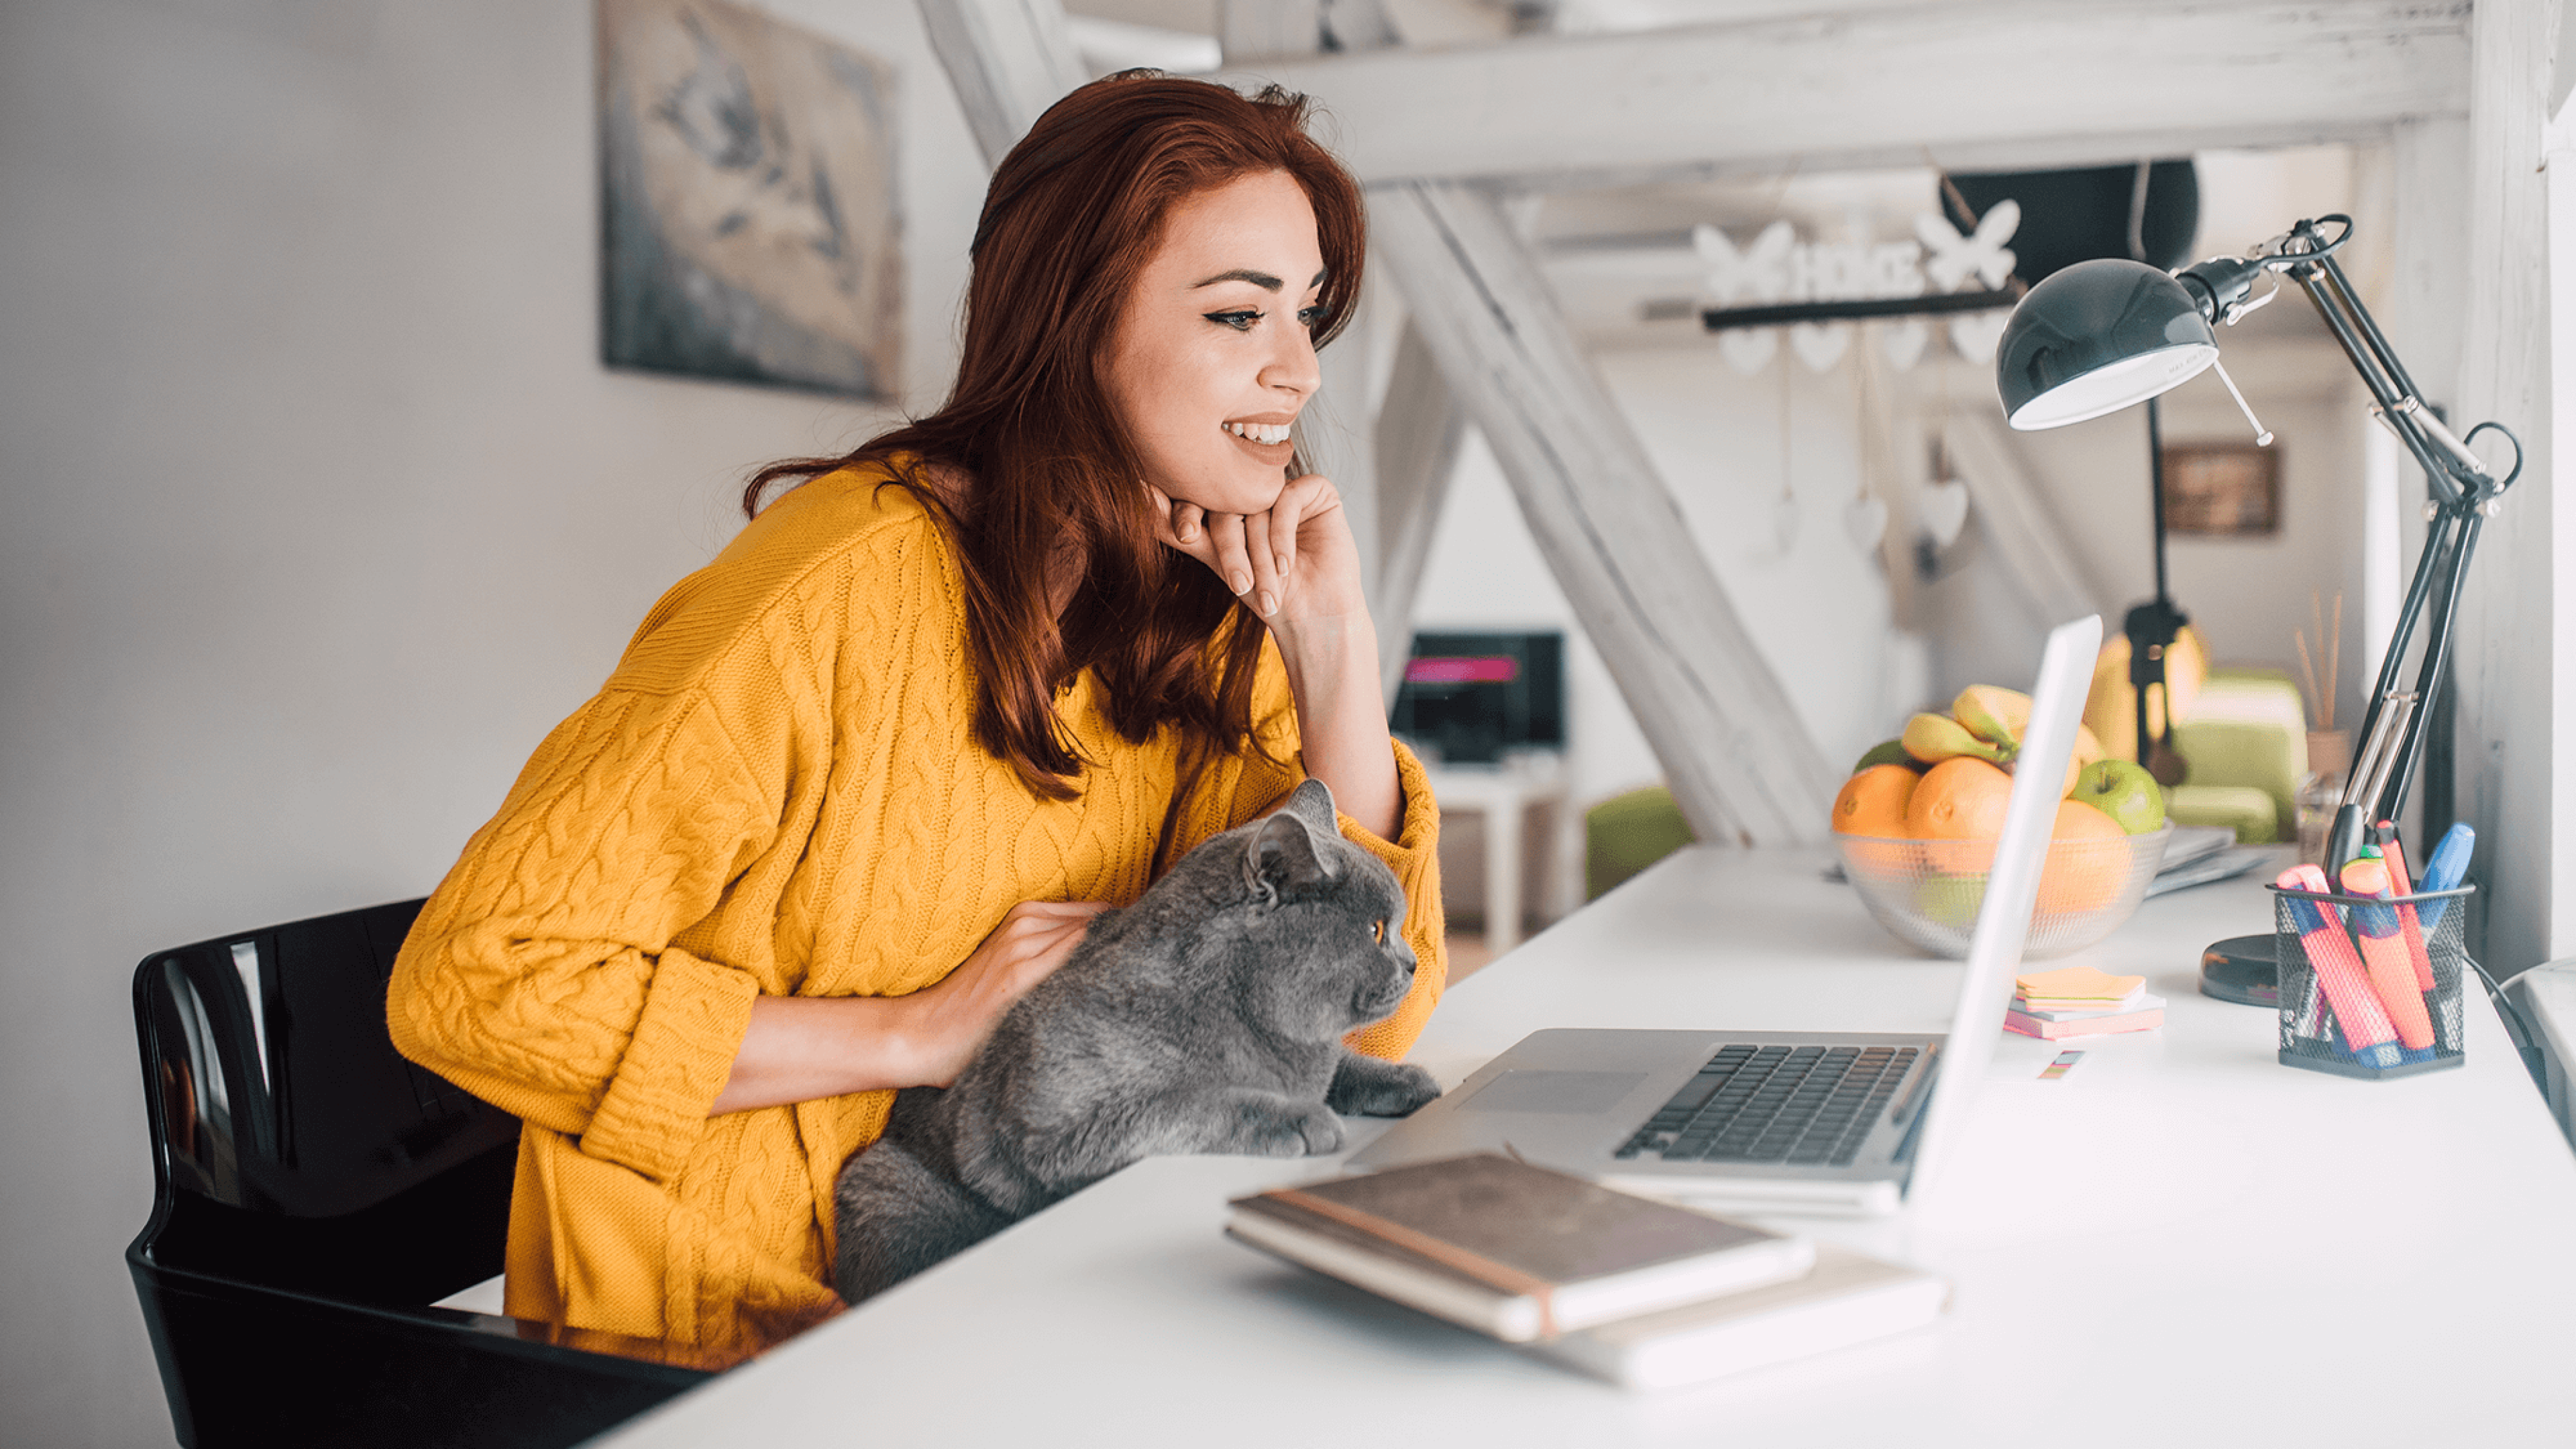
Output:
(1996, 258), (2218, 429)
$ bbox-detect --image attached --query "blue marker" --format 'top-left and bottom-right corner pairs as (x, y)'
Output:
(2415, 823), (2476, 930)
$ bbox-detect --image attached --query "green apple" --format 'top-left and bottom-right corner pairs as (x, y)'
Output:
(2072, 758), (2166, 835)
(1852, 738), (1923, 773)
(1913, 873), (1986, 928)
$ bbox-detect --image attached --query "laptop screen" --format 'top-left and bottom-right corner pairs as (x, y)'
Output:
(1900, 613), (2103, 1201)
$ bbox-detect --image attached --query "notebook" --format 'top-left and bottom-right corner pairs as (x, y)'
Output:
(1347, 614), (2104, 1216)
(1224, 1152), (1813, 1341)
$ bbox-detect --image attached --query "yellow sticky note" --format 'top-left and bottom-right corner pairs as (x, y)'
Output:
(2014, 965), (2144, 1002)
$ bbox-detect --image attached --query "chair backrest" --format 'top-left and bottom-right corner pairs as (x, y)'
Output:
(128, 900), (711, 1448)
(132, 897), (521, 1302)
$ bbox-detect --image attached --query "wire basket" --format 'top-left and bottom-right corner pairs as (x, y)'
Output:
(2269, 880), (2471, 1079)
(1834, 823), (2172, 959)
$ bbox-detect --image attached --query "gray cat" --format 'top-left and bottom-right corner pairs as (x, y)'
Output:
(832, 777), (1442, 1303)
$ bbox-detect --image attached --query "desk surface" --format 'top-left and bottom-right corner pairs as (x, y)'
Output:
(594, 847), (2576, 1446)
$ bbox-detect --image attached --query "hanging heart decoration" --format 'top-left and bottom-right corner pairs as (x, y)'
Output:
(1843, 494), (1890, 553)
(1720, 327), (1778, 374)
(1790, 321), (1847, 372)
(1772, 494), (1803, 554)
(1919, 478), (1971, 549)
(1947, 309), (2009, 364)
(1880, 319), (1929, 372)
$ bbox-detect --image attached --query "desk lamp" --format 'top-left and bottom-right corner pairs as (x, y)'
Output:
(1991, 215), (2521, 1000)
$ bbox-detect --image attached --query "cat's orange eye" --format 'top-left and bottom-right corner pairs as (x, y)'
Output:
(1373, 918), (1387, 944)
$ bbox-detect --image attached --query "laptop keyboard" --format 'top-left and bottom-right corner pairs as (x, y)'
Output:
(1613, 1044), (1919, 1167)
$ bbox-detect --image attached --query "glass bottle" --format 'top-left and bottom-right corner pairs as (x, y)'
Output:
(2296, 730), (2351, 866)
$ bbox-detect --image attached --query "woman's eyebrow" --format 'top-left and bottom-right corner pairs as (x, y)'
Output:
(1189, 267), (1332, 292)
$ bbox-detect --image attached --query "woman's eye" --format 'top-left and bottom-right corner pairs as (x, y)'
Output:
(1205, 309), (1261, 331)
(1297, 305), (1328, 329)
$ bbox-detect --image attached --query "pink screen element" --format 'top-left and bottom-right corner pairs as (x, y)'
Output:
(1405, 656), (1518, 686)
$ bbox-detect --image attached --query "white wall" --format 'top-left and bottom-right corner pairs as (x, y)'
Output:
(0, 1), (983, 1442)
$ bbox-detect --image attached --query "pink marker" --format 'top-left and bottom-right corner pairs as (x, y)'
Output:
(2340, 858), (2436, 1052)
(2279, 864), (2402, 1068)
(2379, 835), (2438, 993)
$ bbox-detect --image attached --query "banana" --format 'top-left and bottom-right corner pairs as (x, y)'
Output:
(1951, 685), (2030, 753)
(1901, 712), (2006, 767)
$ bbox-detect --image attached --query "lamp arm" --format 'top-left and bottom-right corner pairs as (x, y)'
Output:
(2373, 511), (2483, 824)
(2346, 506), (2461, 779)
(2286, 258), (2483, 505)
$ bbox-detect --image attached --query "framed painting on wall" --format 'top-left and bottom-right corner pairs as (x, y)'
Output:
(2160, 442), (2280, 537)
(598, 0), (902, 399)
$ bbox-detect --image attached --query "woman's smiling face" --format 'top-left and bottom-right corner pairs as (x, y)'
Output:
(1101, 169), (1326, 518)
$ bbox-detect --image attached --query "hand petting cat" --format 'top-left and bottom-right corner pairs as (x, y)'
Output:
(894, 900), (1112, 1088)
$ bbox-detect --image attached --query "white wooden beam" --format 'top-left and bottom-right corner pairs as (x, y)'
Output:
(916, 0), (1087, 168)
(1371, 321), (1466, 704)
(1218, 0), (1323, 61)
(2449, 0), (2561, 971)
(1371, 179), (1844, 845)
(1220, 1), (2471, 186)
(1941, 411), (2103, 627)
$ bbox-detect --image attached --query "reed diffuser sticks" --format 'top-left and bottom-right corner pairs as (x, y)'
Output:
(2295, 591), (2342, 732)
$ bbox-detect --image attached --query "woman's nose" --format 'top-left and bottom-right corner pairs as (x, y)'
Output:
(1263, 320), (1321, 398)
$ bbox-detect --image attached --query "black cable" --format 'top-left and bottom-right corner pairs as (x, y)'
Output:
(2465, 951), (2549, 1091)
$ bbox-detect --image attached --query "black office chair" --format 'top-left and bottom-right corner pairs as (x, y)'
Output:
(128, 898), (716, 1448)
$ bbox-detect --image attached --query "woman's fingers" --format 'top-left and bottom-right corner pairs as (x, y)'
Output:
(1204, 509), (1258, 602)
(1143, 482), (1211, 564)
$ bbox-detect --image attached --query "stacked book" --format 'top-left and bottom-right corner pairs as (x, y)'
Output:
(2005, 965), (2165, 1040)
(1224, 1153), (1949, 1390)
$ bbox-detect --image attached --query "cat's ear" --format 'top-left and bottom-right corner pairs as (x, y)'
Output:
(1246, 809), (1334, 903)
(1284, 777), (1338, 835)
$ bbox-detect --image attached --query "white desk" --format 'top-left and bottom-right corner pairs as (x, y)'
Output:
(595, 847), (2576, 1446)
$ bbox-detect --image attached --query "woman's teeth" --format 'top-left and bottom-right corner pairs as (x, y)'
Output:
(1224, 421), (1292, 445)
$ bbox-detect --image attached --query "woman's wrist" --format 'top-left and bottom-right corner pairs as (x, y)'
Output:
(1271, 614), (1402, 839)
(711, 994), (936, 1115)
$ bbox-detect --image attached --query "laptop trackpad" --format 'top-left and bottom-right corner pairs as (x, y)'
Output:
(1458, 1070), (1646, 1114)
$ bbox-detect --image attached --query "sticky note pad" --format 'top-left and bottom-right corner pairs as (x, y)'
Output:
(2013, 965), (2145, 1002)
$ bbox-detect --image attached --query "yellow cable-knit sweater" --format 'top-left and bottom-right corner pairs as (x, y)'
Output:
(386, 464), (1446, 1358)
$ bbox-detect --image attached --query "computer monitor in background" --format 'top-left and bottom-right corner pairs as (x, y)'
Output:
(1389, 631), (1566, 765)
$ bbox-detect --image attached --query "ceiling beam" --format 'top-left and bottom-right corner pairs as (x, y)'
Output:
(918, 0), (1089, 168)
(1218, 1), (2471, 186)
(1373, 179), (1845, 845)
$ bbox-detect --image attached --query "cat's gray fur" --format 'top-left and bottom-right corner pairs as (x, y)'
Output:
(831, 778), (1442, 1303)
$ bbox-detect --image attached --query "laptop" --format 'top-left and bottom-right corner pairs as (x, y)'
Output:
(1348, 614), (2104, 1216)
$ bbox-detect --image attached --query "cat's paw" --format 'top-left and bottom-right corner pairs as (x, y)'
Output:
(1248, 1101), (1346, 1157)
(1327, 1056), (1445, 1118)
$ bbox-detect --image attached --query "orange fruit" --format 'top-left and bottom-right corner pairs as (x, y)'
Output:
(1831, 765), (1919, 839)
(2037, 800), (2127, 914)
(1907, 757), (2013, 872)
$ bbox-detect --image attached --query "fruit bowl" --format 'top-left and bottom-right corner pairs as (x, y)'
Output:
(1833, 824), (2173, 959)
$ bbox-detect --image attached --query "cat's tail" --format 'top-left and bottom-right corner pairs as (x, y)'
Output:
(831, 1136), (1014, 1305)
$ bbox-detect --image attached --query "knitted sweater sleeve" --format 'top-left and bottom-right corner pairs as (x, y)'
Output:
(386, 680), (784, 1183)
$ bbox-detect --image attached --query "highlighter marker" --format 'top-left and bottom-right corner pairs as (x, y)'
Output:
(2339, 858), (2438, 1054)
(2414, 823), (2477, 932)
(2377, 833), (2438, 992)
(2277, 865), (2402, 1068)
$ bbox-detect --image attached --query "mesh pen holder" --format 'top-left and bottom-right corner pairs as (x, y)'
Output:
(2269, 881), (2472, 1080)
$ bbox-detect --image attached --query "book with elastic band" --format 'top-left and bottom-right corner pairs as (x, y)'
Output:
(1223, 1153), (1813, 1342)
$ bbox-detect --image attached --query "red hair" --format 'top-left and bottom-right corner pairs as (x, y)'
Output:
(745, 73), (1366, 835)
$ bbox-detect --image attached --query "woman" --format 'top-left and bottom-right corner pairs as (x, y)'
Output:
(386, 72), (1446, 1358)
